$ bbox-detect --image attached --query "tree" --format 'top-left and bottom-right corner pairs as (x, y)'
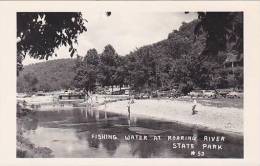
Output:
(112, 56), (127, 90)
(23, 73), (39, 92)
(73, 62), (92, 92)
(73, 64), (97, 92)
(100, 44), (117, 66)
(194, 12), (243, 57)
(17, 12), (87, 74)
(99, 45), (118, 90)
(73, 52), (99, 92)
(84, 48), (99, 66)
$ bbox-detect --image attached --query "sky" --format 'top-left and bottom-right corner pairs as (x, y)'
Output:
(23, 12), (197, 65)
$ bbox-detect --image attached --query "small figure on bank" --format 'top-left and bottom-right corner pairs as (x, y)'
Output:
(192, 98), (198, 115)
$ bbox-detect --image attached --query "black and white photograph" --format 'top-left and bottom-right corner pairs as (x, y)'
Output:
(15, 11), (244, 158)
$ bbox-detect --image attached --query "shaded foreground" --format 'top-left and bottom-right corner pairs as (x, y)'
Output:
(17, 115), (53, 158)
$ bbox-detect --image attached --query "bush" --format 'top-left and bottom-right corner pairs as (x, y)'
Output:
(178, 82), (193, 95)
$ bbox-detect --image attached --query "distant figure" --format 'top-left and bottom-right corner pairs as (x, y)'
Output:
(88, 91), (93, 106)
(192, 98), (198, 115)
(104, 96), (107, 109)
(128, 119), (131, 127)
(22, 100), (27, 107)
(130, 95), (134, 104)
(127, 100), (131, 116)
(95, 95), (98, 103)
(127, 100), (131, 127)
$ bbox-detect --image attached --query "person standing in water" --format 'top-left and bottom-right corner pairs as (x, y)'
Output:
(127, 98), (131, 117)
(127, 93), (135, 126)
(192, 98), (198, 115)
(127, 96), (133, 127)
(104, 96), (107, 109)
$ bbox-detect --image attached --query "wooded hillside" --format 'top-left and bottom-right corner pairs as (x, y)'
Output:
(17, 59), (76, 92)
(17, 18), (243, 93)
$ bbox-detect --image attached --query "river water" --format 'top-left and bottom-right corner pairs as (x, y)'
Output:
(20, 105), (243, 158)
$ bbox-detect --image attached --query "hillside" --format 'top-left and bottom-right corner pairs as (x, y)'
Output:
(17, 19), (243, 93)
(17, 58), (76, 92)
(122, 20), (242, 92)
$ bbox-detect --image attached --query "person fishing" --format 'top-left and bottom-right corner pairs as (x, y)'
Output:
(127, 97), (132, 127)
(130, 95), (135, 104)
(127, 99), (131, 117)
(104, 96), (107, 109)
(127, 95), (134, 118)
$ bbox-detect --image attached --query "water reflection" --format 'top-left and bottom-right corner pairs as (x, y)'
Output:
(101, 132), (121, 156)
(20, 115), (39, 131)
(87, 133), (100, 149)
(128, 140), (163, 158)
(20, 105), (243, 158)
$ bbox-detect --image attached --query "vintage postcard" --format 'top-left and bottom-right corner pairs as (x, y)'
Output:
(16, 11), (244, 158)
(1, 1), (260, 166)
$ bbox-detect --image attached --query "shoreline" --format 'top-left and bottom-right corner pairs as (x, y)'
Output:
(17, 95), (243, 137)
(95, 98), (243, 137)
(17, 106), (54, 158)
(16, 96), (243, 158)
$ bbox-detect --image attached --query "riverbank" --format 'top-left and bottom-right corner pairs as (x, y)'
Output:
(17, 94), (243, 135)
(17, 106), (54, 158)
(96, 98), (243, 135)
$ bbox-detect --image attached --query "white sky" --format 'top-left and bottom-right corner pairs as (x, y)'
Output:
(23, 12), (197, 65)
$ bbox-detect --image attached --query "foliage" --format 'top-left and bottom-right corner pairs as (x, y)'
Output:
(17, 12), (87, 74)
(73, 45), (130, 92)
(21, 73), (39, 92)
(17, 14), (243, 94)
(73, 64), (98, 92)
(194, 12), (243, 56)
(73, 50), (100, 92)
(17, 59), (76, 92)
(178, 82), (193, 95)
(83, 49), (99, 66)
(98, 45), (120, 89)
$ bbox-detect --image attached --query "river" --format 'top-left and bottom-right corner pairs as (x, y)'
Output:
(20, 104), (243, 158)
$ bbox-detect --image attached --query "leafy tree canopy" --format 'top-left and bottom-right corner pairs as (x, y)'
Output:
(17, 12), (87, 74)
(17, 13), (243, 93)
(194, 12), (243, 56)
(84, 48), (99, 66)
